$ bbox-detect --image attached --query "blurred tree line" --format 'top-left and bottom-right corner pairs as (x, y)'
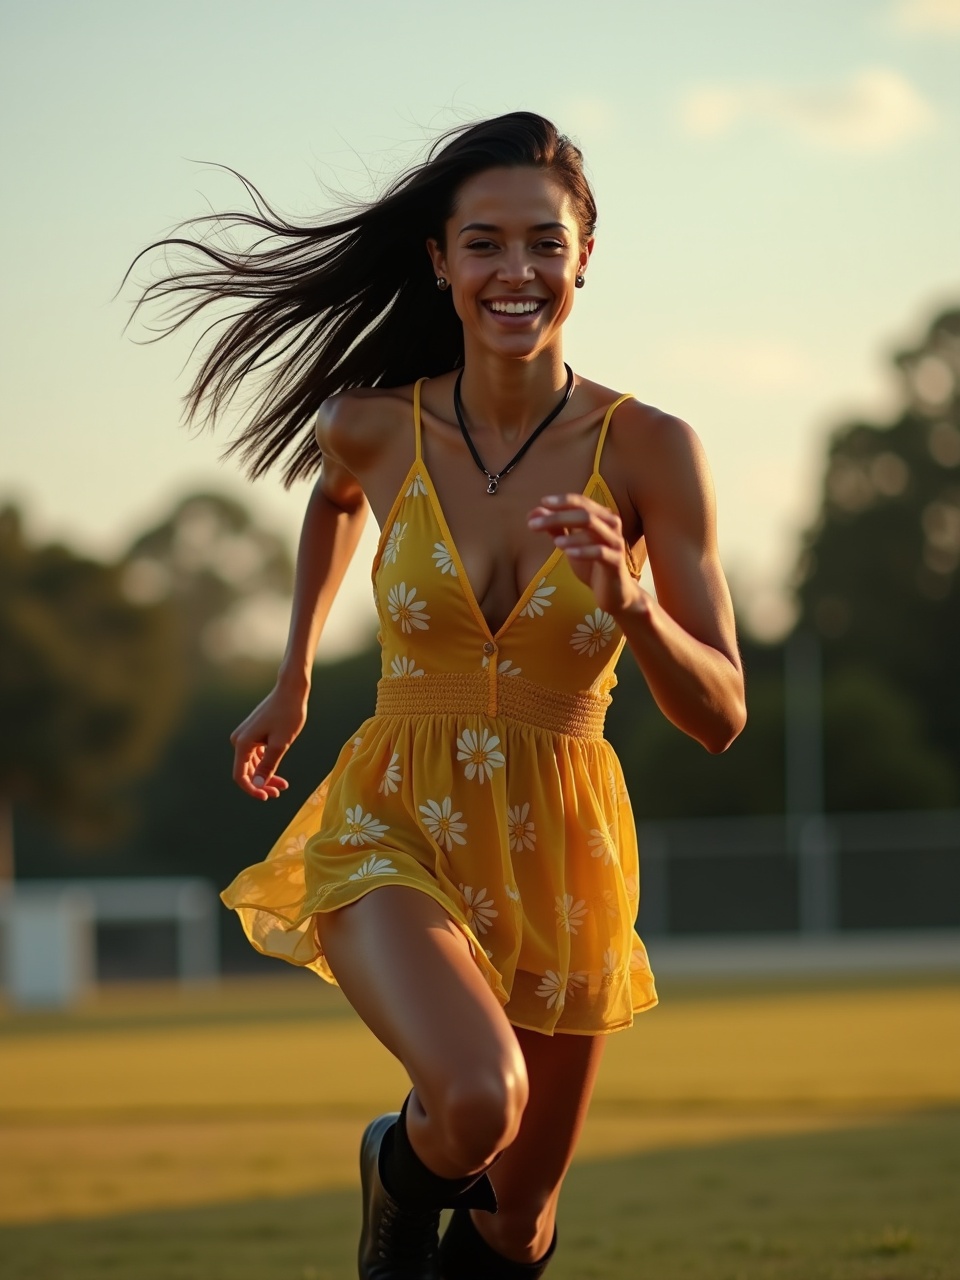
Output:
(7, 304), (960, 941)
(620, 304), (960, 818)
(0, 506), (182, 883)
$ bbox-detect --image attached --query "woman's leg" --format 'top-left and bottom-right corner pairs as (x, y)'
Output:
(448, 1026), (606, 1266)
(315, 885), (529, 1177)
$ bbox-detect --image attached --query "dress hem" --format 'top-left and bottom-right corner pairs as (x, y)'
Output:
(221, 879), (659, 1037)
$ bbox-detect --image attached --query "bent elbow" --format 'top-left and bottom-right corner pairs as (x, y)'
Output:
(703, 697), (747, 755)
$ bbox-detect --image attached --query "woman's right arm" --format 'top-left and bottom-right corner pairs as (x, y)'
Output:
(230, 399), (370, 799)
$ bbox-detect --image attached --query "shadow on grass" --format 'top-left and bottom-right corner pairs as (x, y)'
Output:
(3, 1109), (959, 1280)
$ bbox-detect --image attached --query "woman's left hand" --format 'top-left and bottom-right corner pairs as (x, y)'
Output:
(528, 493), (642, 618)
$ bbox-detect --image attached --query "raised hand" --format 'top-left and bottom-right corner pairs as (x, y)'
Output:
(229, 682), (308, 800)
(528, 493), (642, 618)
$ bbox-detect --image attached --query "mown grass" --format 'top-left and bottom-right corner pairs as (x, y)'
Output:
(1, 971), (958, 1278)
(1, 1110), (958, 1279)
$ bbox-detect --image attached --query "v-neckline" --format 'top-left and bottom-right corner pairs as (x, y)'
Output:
(370, 383), (629, 643)
(419, 456), (611, 643)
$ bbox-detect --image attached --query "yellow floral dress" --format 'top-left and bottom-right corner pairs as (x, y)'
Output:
(222, 382), (658, 1035)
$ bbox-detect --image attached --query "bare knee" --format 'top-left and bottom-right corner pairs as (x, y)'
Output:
(429, 1055), (529, 1169)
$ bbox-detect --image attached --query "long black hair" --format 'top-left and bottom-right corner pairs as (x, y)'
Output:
(128, 111), (597, 486)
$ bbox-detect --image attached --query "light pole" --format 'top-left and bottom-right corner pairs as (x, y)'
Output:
(784, 628), (839, 933)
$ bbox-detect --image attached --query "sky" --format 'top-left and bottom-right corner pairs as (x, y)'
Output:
(2, 0), (959, 659)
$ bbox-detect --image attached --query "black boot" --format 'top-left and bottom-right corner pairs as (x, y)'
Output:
(439, 1207), (557, 1279)
(358, 1099), (498, 1279)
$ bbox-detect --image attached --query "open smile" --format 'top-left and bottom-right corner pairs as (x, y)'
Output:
(482, 298), (549, 317)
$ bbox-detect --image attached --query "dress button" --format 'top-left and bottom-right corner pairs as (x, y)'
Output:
(483, 641), (496, 655)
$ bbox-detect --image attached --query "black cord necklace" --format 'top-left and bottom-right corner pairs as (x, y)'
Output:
(453, 363), (575, 494)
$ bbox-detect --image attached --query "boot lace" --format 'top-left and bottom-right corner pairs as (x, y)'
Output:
(376, 1198), (441, 1263)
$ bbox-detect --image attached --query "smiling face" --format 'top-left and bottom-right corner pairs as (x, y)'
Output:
(427, 166), (593, 363)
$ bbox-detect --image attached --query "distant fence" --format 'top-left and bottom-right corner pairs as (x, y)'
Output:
(636, 809), (960, 936)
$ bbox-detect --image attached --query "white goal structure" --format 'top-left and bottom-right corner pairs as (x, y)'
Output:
(0, 877), (219, 1006)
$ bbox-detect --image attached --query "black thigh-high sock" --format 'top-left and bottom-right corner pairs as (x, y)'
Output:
(379, 1093), (498, 1212)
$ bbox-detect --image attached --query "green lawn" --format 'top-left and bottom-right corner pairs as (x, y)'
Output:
(2, 972), (958, 1278)
(1, 1109), (957, 1279)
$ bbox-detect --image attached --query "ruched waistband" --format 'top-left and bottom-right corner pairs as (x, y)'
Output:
(374, 672), (609, 740)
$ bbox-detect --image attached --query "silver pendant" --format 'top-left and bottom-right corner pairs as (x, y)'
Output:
(486, 477), (499, 495)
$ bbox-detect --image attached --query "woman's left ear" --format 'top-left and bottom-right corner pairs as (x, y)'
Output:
(576, 237), (594, 284)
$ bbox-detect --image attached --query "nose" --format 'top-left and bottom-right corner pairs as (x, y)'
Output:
(497, 247), (535, 288)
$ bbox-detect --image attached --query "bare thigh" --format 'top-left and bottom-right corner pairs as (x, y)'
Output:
(475, 1026), (606, 1264)
(314, 886), (528, 1176)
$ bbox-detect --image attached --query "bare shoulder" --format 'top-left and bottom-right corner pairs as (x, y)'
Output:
(315, 384), (417, 473)
(601, 392), (700, 455)
(605, 395), (712, 497)
(573, 380), (716, 541)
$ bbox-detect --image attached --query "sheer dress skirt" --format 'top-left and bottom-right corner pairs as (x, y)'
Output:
(222, 672), (658, 1036)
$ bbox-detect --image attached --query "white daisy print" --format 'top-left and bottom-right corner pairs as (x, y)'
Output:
(567, 971), (588, 999)
(405, 473), (427, 498)
(348, 854), (399, 880)
(630, 947), (647, 973)
(504, 882), (521, 903)
(351, 736), (364, 755)
(535, 970), (586, 1011)
(507, 803), (536, 852)
(556, 893), (589, 934)
(520, 577), (556, 618)
(623, 874), (639, 902)
(339, 804), (389, 847)
(588, 826), (617, 866)
(482, 655), (522, 677)
(431, 541), (457, 576)
(607, 767), (619, 810)
(387, 582), (430, 633)
(456, 727), (506, 783)
(601, 948), (620, 982)
(383, 521), (407, 565)
(536, 970), (566, 1010)
(601, 888), (619, 918)
(389, 655), (425, 679)
(308, 780), (329, 807)
(459, 884), (498, 935)
(419, 796), (467, 851)
(379, 752), (402, 796)
(285, 832), (307, 854)
(571, 608), (617, 656)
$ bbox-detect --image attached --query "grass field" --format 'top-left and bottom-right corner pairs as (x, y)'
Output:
(1, 970), (958, 1278)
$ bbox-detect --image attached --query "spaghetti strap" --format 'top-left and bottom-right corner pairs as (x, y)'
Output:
(413, 378), (427, 462)
(592, 393), (634, 475)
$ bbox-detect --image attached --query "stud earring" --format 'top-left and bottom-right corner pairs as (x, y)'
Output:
(436, 276), (449, 291)
(575, 273), (585, 289)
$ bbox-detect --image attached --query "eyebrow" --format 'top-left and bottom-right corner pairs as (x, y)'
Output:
(457, 221), (569, 235)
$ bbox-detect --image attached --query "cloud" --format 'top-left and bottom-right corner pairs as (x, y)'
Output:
(890, 0), (960, 32)
(660, 338), (819, 396)
(679, 67), (936, 153)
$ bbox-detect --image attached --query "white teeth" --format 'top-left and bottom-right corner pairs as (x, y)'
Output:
(488, 300), (542, 314)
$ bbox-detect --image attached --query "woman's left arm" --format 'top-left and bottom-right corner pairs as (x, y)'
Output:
(528, 411), (746, 754)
